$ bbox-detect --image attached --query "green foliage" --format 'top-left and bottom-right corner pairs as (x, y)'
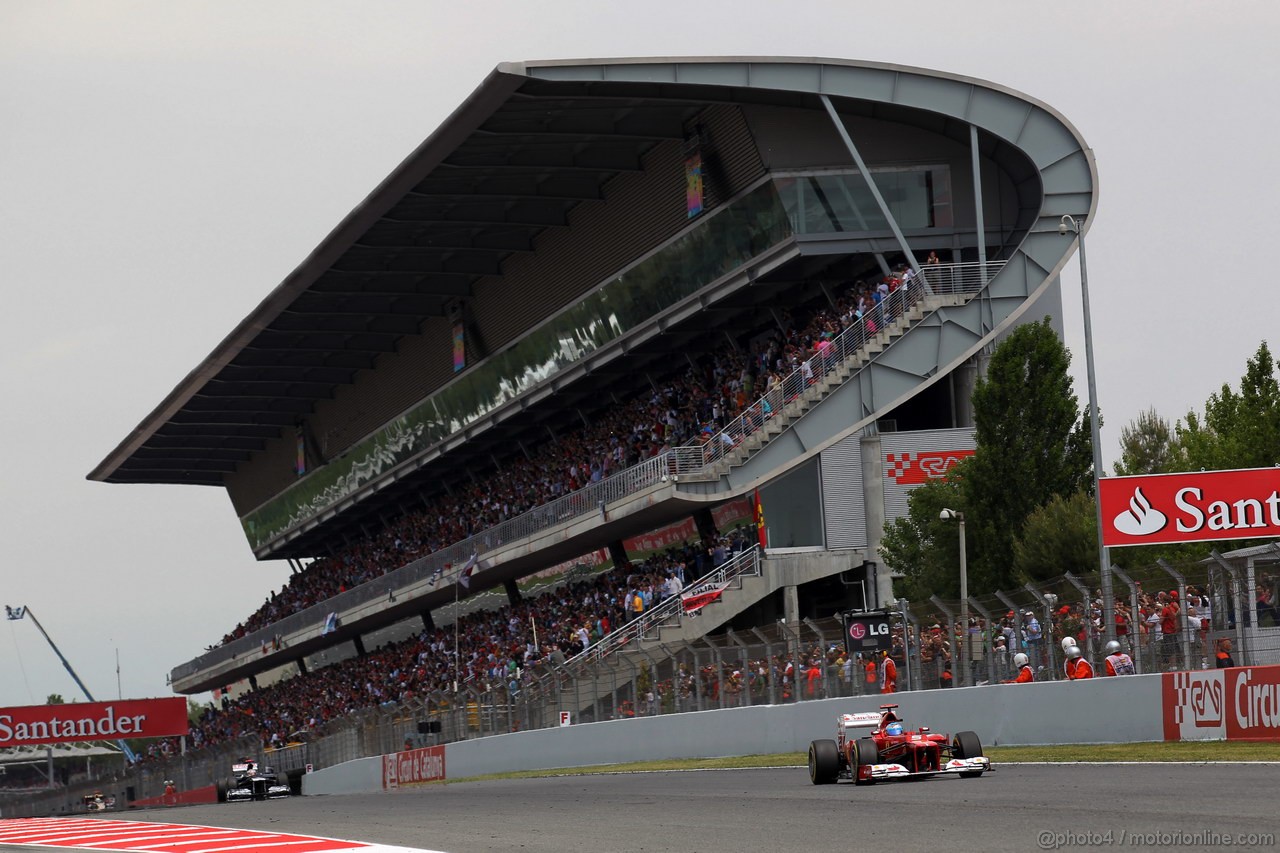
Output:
(965, 319), (1093, 590)
(1012, 491), (1097, 582)
(1114, 407), (1180, 476)
(46, 693), (65, 705)
(883, 476), (967, 600)
(1177, 342), (1280, 471)
(885, 320), (1093, 599)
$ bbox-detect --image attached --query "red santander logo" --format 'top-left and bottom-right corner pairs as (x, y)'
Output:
(1100, 467), (1280, 548)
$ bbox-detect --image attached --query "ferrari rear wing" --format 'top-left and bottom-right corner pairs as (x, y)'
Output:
(839, 712), (881, 728)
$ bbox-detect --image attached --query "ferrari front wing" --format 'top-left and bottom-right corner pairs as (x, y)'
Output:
(863, 756), (990, 780)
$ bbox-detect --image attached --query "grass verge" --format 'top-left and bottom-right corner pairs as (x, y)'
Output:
(449, 741), (1280, 783)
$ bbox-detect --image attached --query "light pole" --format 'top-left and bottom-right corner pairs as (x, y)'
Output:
(939, 509), (968, 687)
(1058, 214), (1115, 644)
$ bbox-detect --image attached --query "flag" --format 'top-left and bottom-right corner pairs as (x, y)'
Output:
(753, 489), (767, 549)
(458, 552), (478, 590)
(5, 605), (25, 620)
(321, 612), (339, 636)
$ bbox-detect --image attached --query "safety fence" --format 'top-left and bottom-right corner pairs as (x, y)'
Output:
(11, 548), (1280, 818)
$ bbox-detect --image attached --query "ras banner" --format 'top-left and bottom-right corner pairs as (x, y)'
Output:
(0, 698), (188, 747)
(1099, 467), (1280, 548)
(1163, 665), (1280, 742)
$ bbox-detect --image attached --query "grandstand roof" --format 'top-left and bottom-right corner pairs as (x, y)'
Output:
(89, 56), (1083, 490)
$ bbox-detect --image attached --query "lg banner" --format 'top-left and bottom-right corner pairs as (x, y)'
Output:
(1099, 467), (1280, 548)
(0, 698), (188, 747)
(1163, 665), (1280, 742)
(382, 745), (446, 788)
(844, 612), (892, 654)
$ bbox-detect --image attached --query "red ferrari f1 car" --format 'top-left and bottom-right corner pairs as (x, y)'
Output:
(808, 704), (989, 785)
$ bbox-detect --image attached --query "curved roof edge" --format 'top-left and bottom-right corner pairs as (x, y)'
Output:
(89, 55), (1095, 485)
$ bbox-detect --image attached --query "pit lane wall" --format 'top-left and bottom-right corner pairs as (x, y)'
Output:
(301, 664), (1280, 794)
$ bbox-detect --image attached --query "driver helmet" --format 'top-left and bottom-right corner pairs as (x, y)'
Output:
(1104, 640), (1122, 655)
(885, 722), (903, 736)
(1013, 652), (1029, 667)
(1061, 636), (1078, 653)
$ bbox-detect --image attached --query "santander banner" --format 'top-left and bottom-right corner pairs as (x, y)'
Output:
(1163, 665), (1280, 742)
(0, 698), (188, 747)
(1098, 467), (1280, 548)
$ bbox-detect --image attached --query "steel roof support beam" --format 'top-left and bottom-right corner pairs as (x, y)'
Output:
(819, 95), (922, 274)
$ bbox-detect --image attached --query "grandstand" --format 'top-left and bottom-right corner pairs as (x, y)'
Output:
(89, 57), (1094, 713)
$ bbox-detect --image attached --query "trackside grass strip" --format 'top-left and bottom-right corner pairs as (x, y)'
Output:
(443, 741), (1280, 783)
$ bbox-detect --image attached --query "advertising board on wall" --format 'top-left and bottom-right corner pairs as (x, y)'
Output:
(1163, 665), (1280, 742)
(1100, 466), (1280, 548)
(382, 745), (447, 788)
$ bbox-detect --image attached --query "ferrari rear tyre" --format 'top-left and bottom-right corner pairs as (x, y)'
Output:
(852, 737), (879, 786)
(953, 730), (984, 777)
(808, 739), (840, 785)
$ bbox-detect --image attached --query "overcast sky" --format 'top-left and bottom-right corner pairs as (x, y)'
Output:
(2, 1), (1276, 709)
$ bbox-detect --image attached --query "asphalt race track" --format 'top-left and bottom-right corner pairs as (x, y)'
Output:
(19, 764), (1280, 853)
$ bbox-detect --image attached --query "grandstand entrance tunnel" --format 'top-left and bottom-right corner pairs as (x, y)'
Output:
(86, 58), (1092, 700)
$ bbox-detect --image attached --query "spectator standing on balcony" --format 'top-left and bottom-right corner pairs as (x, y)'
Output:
(1158, 591), (1180, 670)
(862, 654), (878, 695)
(1023, 611), (1044, 667)
(879, 649), (898, 694)
(804, 658), (823, 699)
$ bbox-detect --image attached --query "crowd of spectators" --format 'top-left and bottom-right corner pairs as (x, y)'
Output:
(149, 529), (755, 761)
(221, 264), (920, 645)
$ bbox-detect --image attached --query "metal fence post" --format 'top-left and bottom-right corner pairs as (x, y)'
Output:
(1157, 559), (1191, 671)
(1109, 564), (1143, 672)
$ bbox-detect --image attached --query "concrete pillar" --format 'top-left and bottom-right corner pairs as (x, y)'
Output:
(952, 359), (979, 428)
(860, 431), (890, 609)
(297, 658), (308, 676)
(608, 540), (629, 570)
(693, 508), (718, 542)
(353, 636), (367, 658)
(421, 611), (436, 632)
(784, 583), (800, 625)
(248, 675), (259, 691)
(503, 578), (521, 606)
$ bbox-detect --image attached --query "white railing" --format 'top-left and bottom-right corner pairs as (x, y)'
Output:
(539, 545), (763, 685)
(668, 261), (1003, 473)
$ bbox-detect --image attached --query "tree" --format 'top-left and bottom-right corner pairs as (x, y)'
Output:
(964, 319), (1093, 590)
(46, 693), (65, 705)
(1012, 491), (1097, 582)
(1177, 341), (1280, 471)
(882, 475), (967, 600)
(1113, 407), (1180, 476)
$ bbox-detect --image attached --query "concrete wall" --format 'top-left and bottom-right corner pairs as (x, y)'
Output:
(303, 673), (1164, 795)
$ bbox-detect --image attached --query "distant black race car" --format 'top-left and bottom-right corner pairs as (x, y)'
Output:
(808, 704), (990, 786)
(223, 759), (290, 802)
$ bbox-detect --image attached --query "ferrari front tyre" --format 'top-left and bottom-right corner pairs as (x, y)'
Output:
(808, 739), (840, 785)
(953, 730), (984, 778)
(852, 737), (879, 786)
